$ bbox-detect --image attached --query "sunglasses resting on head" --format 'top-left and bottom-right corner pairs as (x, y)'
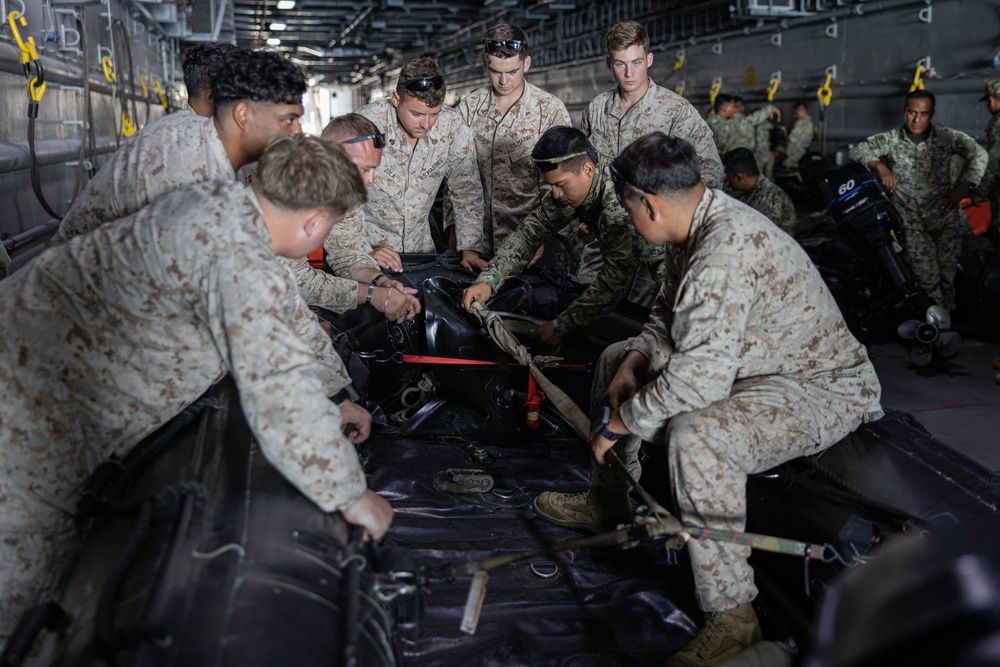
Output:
(342, 132), (386, 149)
(400, 76), (444, 93)
(482, 39), (523, 57)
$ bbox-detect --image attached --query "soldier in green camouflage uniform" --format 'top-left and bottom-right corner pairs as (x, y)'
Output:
(462, 127), (675, 346)
(850, 89), (987, 311)
(972, 79), (1000, 248)
(753, 115), (776, 181)
(711, 96), (780, 159)
(781, 101), (815, 171)
(723, 148), (797, 234)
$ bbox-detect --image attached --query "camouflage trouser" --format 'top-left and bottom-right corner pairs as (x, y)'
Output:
(754, 148), (775, 182)
(1, 520), (76, 659)
(899, 202), (971, 311)
(589, 341), (870, 613)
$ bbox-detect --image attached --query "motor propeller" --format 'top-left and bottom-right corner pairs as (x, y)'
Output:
(897, 305), (961, 366)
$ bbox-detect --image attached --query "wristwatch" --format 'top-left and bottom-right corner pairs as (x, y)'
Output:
(590, 405), (623, 441)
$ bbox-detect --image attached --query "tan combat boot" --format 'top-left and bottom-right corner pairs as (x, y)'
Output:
(666, 602), (763, 667)
(532, 488), (633, 533)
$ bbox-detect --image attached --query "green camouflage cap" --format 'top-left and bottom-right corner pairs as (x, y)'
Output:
(981, 79), (1000, 101)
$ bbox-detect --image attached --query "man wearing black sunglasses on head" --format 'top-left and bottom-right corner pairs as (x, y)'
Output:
(454, 24), (571, 259)
(357, 57), (487, 271)
(461, 126), (680, 347)
(284, 113), (422, 324)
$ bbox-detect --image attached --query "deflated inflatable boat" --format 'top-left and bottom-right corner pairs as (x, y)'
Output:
(8, 258), (1000, 667)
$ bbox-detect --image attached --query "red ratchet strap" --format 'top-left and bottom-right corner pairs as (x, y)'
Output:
(524, 371), (545, 429)
(394, 353), (588, 371)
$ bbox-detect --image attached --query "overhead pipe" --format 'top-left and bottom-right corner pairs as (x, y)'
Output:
(0, 136), (117, 174)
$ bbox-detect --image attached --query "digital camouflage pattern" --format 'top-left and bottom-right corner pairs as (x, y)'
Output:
(357, 99), (484, 254)
(582, 79), (723, 187)
(974, 110), (1000, 240)
(607, 188), (881, 612)
(738, 175), (797, 234)
(0, 181), (361, 641)
(475, 156), (673, 336)
(753, 119), (775, 180)
(55, 114), (235, 242)
(457, 82), (571, 256)
(711, 105), (777, 158)
(849, 124), (987, 310)
(286, 207), (382, 312)
(283, 257), (360, 313)
(783, 114), (815, 170)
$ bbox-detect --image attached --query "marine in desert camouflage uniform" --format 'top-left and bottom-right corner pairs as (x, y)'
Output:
(180, 42), (242, 117)
(56, 49), (306, 242)
(574, 20), (722, 292)
(285, 113), (421, 322)
(850, 89), (987, 311)
(723, 147), (797, 234)
(0, 136), (392, 652)
(456, 23), (571, 257)
(535, 134), (882, 666)
(462, 127), (674, 346)
(356, 57), (486, 271)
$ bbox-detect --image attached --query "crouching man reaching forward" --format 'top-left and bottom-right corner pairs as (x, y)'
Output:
(533, 133), (883, 666)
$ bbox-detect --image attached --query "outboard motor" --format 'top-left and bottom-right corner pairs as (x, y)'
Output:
(816, 164), (959, 363)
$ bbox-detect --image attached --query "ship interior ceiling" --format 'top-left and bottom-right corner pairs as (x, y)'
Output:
(3, 0), (1000, 665)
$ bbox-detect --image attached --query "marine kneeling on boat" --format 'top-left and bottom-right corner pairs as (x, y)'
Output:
(0, 134), (393, 651)
(462, 126), (677, 346)
(533, 133), (883, 666)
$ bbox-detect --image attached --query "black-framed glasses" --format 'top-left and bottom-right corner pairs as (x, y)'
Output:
(342, 132), (386, 149)
(400, 76), (444, 93)
(609, 160), (649, 200)
(532, 150), (589, 173)
(482, 39), (523, 57)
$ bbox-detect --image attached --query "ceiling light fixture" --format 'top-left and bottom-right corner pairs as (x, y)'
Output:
(276, 0), (295, 8)
(269, 22), (287, 31)
(267, 37), (281, 46)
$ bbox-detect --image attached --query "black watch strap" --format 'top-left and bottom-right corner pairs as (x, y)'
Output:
(590, 405), (623, 441)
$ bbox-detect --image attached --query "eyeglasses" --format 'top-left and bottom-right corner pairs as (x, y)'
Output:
(532, 150), (590, 173)
(609, 161), (649, 200)
(342, 132), (386, 149)
(400, 76), (444, 93)
(482, 39), (523, 57)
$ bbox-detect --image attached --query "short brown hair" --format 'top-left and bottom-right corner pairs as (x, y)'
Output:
(481, 23), (529, 66)
(321, 113), (381, 143)
(606, 21), (648, 55)
(254, 134), (365, 217)
(396, 56), (446, 107)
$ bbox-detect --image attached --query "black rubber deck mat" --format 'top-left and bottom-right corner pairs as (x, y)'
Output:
(360, 429), (698, 667)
